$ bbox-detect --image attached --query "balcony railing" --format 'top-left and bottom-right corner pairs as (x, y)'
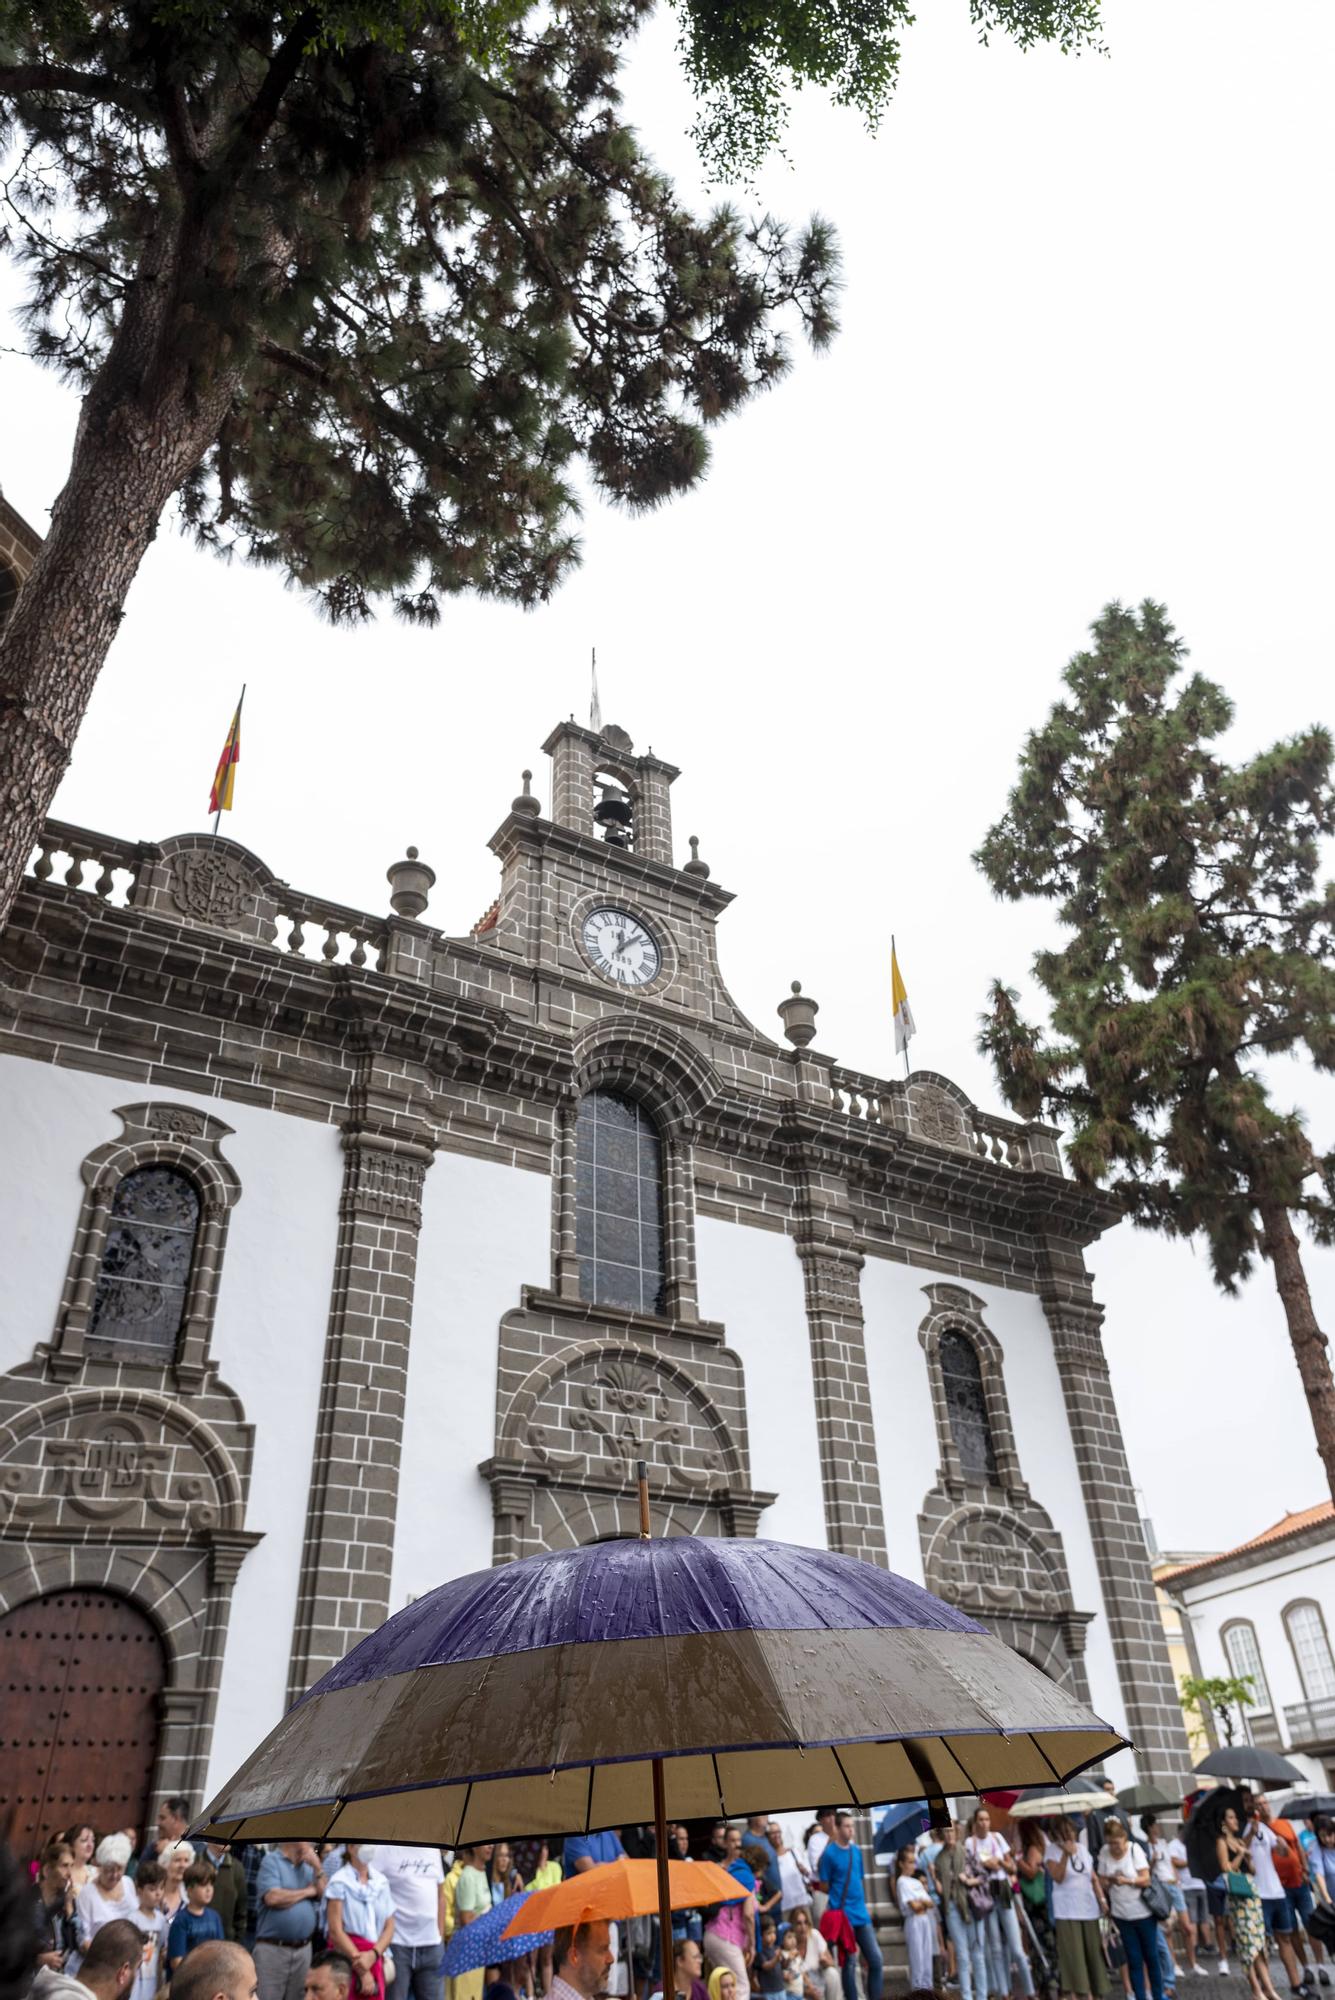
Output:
(1285, 1699), (1335, 1749)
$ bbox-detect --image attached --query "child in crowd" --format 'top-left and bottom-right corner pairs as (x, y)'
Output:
(779, 1924), (805, 2000)
(895, 1846), (938, 1994)
(756, 1918), (786, 1996)
(168, 1859), (224, 1970)
(130, 1860), (169, 2000)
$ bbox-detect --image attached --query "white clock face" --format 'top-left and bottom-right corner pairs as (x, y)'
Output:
(581, 907), (661, 987)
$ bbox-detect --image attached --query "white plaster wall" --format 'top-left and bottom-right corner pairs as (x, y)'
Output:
(0, 1052), (342, 1799)
(695, 1215), (828, 1549)
(1176, 1538), (1335, 1771)
(860, 1261), (1135, 1758)
(390, 1150), (552, 1608)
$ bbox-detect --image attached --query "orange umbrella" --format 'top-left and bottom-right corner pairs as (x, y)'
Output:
(501, 1857), (741, 1940)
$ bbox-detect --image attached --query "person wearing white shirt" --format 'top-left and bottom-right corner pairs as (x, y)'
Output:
(964, 1809), (1034, 2000)
(893, 1851), (938, 1994)
(805, 1814), (835, 1920)
(1096, 1822), (1162, 2000)
(1045, 1819), (1108, 1998)
(1141, 1815), (1204, 1979)
(1248, 1802), (1305, 1996)
(75, 1839), (139, 1953)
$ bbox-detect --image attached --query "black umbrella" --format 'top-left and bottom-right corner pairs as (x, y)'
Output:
(1186, 1787), (1245, 1883)
(1194, 1746), (1306, 1787)
(1283, 1794), (1335, 1820)
(1120, 1783), (1179, 1815)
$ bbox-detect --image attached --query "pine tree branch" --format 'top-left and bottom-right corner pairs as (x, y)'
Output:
(220, 12), (318, 184)
(0, 63), (150, 117)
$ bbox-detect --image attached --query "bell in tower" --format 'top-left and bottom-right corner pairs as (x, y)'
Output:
(593, 782), (634, 847)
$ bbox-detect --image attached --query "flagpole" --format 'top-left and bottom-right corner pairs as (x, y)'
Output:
(893, 931), (910, 1081)
(212, 682), (246, 836)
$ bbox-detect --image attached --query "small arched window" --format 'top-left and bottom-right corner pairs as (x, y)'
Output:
(88, 1166), (201, 1357)
(939, 1328), (998, 1483)
(1286, 1601), (1335, 1703)
(1222, 1619), (1273, 1719)
(575, 1090), (664, 1313)
(0, 565), (18, 634)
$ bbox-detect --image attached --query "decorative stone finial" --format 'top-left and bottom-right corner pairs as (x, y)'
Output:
(387, 846), (436, 919)
(778, 980), (819, 1047)
(512, 768), (540, 817)
(601, 722), (634, 752)
(684, 834), (710, 879)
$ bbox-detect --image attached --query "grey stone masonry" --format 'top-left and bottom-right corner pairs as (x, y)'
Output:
(286, 1120), (432, 1703)
(792, 1140), (889, 1564)
(1040, 1239), (1192, 1788)
(543, 719), (679, 866)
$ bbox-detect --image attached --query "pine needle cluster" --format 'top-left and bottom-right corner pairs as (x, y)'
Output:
(0, 0), (840, 621)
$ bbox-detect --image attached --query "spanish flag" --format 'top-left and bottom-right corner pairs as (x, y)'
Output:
(208, 690), (244, 817)
(892, 939), (916, 1056)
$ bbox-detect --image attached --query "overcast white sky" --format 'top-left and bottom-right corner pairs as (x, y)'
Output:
(3, 1), (1333, 1554)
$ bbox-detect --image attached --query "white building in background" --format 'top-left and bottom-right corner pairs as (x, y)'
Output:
(1160, 1503), (1335, 1787)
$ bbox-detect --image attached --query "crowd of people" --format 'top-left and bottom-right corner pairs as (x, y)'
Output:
(24, 1786), (1335, 2000)
(893, 1785), (1335, 2000)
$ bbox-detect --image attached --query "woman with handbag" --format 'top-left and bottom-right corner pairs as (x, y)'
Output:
(937, 1825), (988, 2000)
(964, 1808), (1035, 2000)
(1217, 1807), (1281, 2000)
(1097, 1820), (1162, 2000)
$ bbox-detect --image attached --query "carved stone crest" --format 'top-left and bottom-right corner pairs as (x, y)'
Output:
(523, 1350), (727, 1492)
(0, 1407), (227, 1532)
(169, 850), (252, 928)
(926, 1508), (1062, 1615)
(912, 1084), (970, 1151)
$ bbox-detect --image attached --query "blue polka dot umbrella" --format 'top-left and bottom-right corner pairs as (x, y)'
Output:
(199, 1526), (1126, 1845)
(440, 1893), (551, 1979)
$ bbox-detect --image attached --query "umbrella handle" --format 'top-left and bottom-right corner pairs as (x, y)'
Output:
(640, 1461), (676, 1998)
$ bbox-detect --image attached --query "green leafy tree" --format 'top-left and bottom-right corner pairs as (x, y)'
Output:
(0, 0), (839, 926)
(975, 602), (1335, 1495)
(674, 0), (1105, 180)
(1179, 1671), (1255, 1749)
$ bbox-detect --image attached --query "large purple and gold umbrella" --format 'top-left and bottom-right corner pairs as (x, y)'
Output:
(198, 1528), (1125, 1846)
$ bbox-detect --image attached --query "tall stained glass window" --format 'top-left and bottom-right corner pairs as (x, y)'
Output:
(575, 1091), (665, 1314)
(940, 1328), (998, 1482)
(89, 1167), (200, 1357)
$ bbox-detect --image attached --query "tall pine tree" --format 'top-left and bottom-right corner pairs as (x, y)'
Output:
(975, 602), (1335, 1496)
(0, 0), (839, 926)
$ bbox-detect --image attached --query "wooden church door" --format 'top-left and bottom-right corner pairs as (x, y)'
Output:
(0, 1588), (166, 1858)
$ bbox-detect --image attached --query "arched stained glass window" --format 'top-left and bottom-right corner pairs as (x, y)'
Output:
(575, 1091), (665, 1314)
(940, 1328), (998, 1482)
(88, 1167), (200, 1357)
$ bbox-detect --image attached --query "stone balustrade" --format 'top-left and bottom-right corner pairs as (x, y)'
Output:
(827, 1062), (1063, 1175)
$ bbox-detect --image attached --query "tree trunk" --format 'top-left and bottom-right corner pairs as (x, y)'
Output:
(0, 222), (239, 931)
(1259, 1200), (1335, 1504)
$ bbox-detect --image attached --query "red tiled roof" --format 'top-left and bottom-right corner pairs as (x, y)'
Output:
(472, 897), (500, 936)
(1158, 1502), (1335, 1586)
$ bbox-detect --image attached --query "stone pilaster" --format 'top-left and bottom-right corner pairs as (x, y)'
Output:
(287, 1124), (433, 1702)
(1040, 1250), (1189, 1787)
(793, 1151), (888, 1563)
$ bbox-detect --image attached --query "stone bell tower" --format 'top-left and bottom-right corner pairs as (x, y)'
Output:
(543, 719), (680, 866)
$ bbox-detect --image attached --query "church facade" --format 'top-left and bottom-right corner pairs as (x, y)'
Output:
(0, 705), (1188, 1850)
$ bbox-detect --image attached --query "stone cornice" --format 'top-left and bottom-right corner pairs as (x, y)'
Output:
(487, 810), (734, 913)
(3, 870), (1121, 1254)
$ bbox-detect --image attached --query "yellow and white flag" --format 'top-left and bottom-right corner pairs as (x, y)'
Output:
(891, 941), (916, 1056)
